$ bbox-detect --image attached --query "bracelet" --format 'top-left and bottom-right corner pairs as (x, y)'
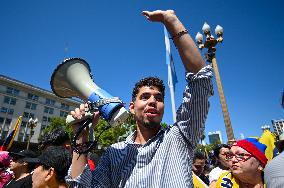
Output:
(170, 29), (188, 40)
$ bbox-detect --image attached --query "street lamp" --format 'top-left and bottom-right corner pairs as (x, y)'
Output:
(195, 23), (235, 141)
(261, 125), (270, 131)
(26, 117), (38, 149)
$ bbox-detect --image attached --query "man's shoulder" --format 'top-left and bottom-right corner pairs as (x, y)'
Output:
(108, 141), (127, 149)
(266, 152), (284, 169)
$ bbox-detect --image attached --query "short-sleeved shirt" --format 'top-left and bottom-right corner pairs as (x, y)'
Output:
(209, 166), (228, 183)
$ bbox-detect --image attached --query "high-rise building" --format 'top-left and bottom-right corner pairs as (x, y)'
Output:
(0, 74), (81, 144)
(272, 119), (284, 136)
(208, 131), (223, 144)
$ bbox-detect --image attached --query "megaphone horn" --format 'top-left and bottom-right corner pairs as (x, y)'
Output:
(50, 58), (129, 126)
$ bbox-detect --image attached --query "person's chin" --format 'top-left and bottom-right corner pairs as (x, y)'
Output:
(143, 120), (161, 129)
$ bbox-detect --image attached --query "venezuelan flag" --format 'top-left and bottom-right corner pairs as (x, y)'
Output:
(259, 129), (276, 161)
(0, 116), (22, 151)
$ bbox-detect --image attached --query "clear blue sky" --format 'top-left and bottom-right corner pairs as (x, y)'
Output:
(1, 0), (283, 143)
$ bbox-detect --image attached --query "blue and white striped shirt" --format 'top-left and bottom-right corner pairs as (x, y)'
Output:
(66, 65), (213, 188)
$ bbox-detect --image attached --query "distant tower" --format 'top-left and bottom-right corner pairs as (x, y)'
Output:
(272, 119), (284, 136)
(208, 131), (223, 144)
(240, 133), (245, 139)
(281, 91), (284, 108)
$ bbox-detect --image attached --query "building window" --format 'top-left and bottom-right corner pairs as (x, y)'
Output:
(17, 132), (24, 141)
(42, 116), (47, 122)
(27, 93), (39, 101)
(0, 107), (7, 113)
(42, 116), (52, 123)
(45, 98), (55, 106)
(60, 111), (68, 117)
(6, 87), (20, 96)
(1, 107), (14, 115)
(44, 107), (54, 114)
(23, 112), (35, 119)
(41, 124), (47, 130)
(61, 103), (70, 111)
(4, 118), (11, 126)
(25, 102), (37, 110)
(4, 96), (17, 105)
(21, 121), (27, 128)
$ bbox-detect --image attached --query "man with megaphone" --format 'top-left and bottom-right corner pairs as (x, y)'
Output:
(66, 10), (213, 188)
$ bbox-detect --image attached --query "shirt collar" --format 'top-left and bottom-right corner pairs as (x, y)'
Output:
(124, 125), (167, 145)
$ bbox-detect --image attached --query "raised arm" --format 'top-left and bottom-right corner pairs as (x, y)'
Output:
(142, 10), (205, 73)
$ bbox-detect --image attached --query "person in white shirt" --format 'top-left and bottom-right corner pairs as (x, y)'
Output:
(209, 144), (231, 188)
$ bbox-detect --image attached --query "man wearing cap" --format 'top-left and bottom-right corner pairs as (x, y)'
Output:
(214, 138), (267, 188)
(5, 150), (37, 188)
(28, 146), (71, 188)
(264, 131), (284, 188)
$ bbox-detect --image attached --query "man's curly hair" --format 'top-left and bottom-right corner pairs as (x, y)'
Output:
(131, 77), (165, 102)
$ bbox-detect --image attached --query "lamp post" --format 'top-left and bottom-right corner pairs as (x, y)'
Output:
(261, 125), (270, 132)
(26, 117), (38, 149)
(195, 23), (235, 141)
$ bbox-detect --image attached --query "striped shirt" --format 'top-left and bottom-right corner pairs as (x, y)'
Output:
(66, 65), (213, 188)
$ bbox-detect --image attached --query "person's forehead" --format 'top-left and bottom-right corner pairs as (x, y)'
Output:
(193, 159), (206, 164)
(137, 86), (161, 95)
(220, 147), (230, 153)
(231, 145), (249, 154)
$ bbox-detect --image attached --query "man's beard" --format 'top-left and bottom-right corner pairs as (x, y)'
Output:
(141, 121), (161, 129)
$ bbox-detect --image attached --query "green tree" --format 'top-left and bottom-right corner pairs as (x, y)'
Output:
(94, 115), (136, 148)
(39, 117), (72, 141)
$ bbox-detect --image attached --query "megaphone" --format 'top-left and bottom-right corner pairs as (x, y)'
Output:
(50, 58), (129, 127)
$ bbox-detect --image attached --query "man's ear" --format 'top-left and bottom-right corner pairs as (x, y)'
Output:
(129, 102), (135, 114)
(45, 167), (55, 182)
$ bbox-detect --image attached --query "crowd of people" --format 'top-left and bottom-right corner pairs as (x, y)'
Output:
(0, 9), (283, 188)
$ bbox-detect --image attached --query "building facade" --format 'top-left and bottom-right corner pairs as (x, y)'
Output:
(0, 74), (81, 144)
(272, 119), (284, 136)
(208, 131), (223, 144)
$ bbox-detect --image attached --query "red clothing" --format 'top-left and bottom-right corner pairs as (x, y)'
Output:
(0, 170), (12, 188)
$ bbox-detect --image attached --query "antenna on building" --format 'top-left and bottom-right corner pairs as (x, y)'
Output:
(64, 42), (69, 60)
(281, 90), (284, 108)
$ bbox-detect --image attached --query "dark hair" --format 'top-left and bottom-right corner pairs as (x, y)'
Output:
(131, 77), (165, 102)
(41, 146), (71, 183)
(213, 144), (231, 159)
(193, 151), (206, 162)
(39, 127), (70, 150)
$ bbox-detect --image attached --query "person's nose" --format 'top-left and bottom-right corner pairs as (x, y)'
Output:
(230, 156), (238, 163)
(148, 95), (157, 107)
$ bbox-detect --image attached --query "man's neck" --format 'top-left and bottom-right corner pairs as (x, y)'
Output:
(135, 124), (160, 145)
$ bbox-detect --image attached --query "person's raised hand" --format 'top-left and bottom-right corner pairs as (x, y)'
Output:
(142, 10), (176, 24)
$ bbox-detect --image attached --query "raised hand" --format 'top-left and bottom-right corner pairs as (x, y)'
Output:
(142, 10), (176, 24)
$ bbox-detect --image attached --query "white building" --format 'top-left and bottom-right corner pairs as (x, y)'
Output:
(272, 119), (284, 136)
(0, 74), (81, 143)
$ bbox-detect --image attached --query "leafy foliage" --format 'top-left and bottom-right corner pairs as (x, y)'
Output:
(40, 117), (72, 141)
